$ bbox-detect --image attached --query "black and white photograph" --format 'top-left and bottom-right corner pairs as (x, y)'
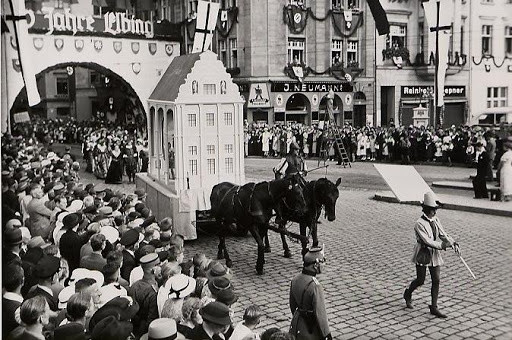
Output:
(1, 0), (511, 339)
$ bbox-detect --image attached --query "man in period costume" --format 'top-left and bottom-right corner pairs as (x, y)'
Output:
(273, 141), (307, 179)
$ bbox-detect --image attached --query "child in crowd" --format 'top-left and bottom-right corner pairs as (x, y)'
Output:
(230, 304), (262, 340)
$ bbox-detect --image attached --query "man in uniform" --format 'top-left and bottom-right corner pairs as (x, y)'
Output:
(273, 141), (307, 179)
(289, 246), (331, 340)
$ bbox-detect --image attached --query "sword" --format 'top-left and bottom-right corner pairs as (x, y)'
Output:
(303, 165), (329, 174)
(457, 254), (476, 280)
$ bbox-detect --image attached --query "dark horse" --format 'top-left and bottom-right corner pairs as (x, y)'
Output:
(271, 177), (341, 257)
(210, 174), (306, 275)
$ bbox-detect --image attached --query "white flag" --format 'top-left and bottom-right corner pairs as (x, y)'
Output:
(192, 1), (220, 53)
(10, 1), (40, 106)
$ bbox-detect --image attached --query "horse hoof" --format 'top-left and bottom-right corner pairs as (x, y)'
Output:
(264, 246), (271, 253)
(217, 252), (225, 260)
(226, 260), (233, 268)
(284, 250), (292, 258)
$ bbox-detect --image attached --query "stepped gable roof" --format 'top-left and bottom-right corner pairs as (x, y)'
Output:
(149, 52), (202, 103)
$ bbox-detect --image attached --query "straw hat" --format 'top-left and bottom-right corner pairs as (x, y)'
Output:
(422, 192), (439, 209)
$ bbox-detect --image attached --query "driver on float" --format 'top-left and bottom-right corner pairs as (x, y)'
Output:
(273, 141), (308, 180)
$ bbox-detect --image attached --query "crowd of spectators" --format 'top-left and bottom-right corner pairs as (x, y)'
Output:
(244, 121), (510, 169)
(2, 125), (296, 339)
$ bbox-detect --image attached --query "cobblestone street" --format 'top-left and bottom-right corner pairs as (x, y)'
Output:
(76, 152), (512, 339)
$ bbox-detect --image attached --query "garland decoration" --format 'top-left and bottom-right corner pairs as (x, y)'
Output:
(283, 62), (362, 82)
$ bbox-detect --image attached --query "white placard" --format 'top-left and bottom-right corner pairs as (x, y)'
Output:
(373, 164), (436, 202)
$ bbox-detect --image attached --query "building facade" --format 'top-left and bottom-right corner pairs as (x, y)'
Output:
(159, 0), (376, 127)
(467, 0), (512, 126)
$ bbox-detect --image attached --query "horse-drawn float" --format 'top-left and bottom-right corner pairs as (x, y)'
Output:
(136, 51), (342, 274)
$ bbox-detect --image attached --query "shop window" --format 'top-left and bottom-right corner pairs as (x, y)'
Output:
(225, 144), (233, 153)
(206, 112), (215, 126)
(224, 112), (233, 125)
(188, 145), (198, 155)
(207, 159), (216, 175)
(331, 39), (343, 66)
(482, 25), (492, 55)
(57, 107), (70, 116)
(189, 159), (198, 175)
(204, 84), (216, 95)
(388, 24), (407, 48)
(56, 78), (69, 96)
(288, 38), (305, 64)
(207, 145), (215, 154)
(225, 158), (234, 173)
(487, 87), (508, 108)
(347, 40), (358, 64)
(506, 26), (512, 55)
(188, 114), (197, 127)
(219, 40), (227, 66)
(229, 38), (238, 68)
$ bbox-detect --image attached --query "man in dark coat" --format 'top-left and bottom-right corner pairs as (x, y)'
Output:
(120, 229), (140, 281)
(25, 255), (60, 312)
(472, 142), (490, 199)
(2, 263), (24, 338)
(59, 213), (88, 274)
(273, 142), (307, 179)
(289, 246), (331, 340)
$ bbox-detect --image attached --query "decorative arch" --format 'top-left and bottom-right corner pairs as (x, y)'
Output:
(319, 94), (343, 112)
(10, 62), (147, 131)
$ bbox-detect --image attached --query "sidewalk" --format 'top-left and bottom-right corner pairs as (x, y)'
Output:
(374, 190), (512, 217)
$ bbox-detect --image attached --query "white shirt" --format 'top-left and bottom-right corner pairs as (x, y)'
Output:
(229, 322), (259, 340)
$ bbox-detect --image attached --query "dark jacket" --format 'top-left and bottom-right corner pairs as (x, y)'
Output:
(25, 286), (59, 312)
(128, 274), (159, 337)
(2, 296), (21, 338)
(59, 229), (85, 273)
(121, 249), (137, 282)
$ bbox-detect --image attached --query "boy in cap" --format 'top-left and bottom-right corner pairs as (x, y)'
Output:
(289, 246), (331, 340)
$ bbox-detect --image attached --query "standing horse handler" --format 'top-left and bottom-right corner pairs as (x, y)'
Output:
(290, 246), (332, 340)
(403, 192), (462, 318)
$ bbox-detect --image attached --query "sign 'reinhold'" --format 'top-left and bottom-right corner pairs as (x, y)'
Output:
(26, 8), (154, 38)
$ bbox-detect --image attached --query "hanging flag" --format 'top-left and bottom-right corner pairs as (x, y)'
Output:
(8, 0), (40, 106)
(423, 0), (454, 107)
(366, 0), (390, 35)
(192, 0), (220, 53)
(343, 10), (353, 29)
(67, 66), (76, 102)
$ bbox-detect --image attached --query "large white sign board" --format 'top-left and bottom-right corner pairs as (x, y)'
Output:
(374, 164), (435, 202)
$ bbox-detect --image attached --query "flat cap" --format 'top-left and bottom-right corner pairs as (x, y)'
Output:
(139, 253), (159, 267)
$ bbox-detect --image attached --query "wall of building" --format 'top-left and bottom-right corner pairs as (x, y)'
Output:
(467, 0), (512, 125)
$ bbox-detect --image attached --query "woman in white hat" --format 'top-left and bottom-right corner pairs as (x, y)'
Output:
(403, 192), (461, 318)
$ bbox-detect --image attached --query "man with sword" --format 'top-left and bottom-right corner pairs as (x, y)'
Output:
(403, 192), (464, 318)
